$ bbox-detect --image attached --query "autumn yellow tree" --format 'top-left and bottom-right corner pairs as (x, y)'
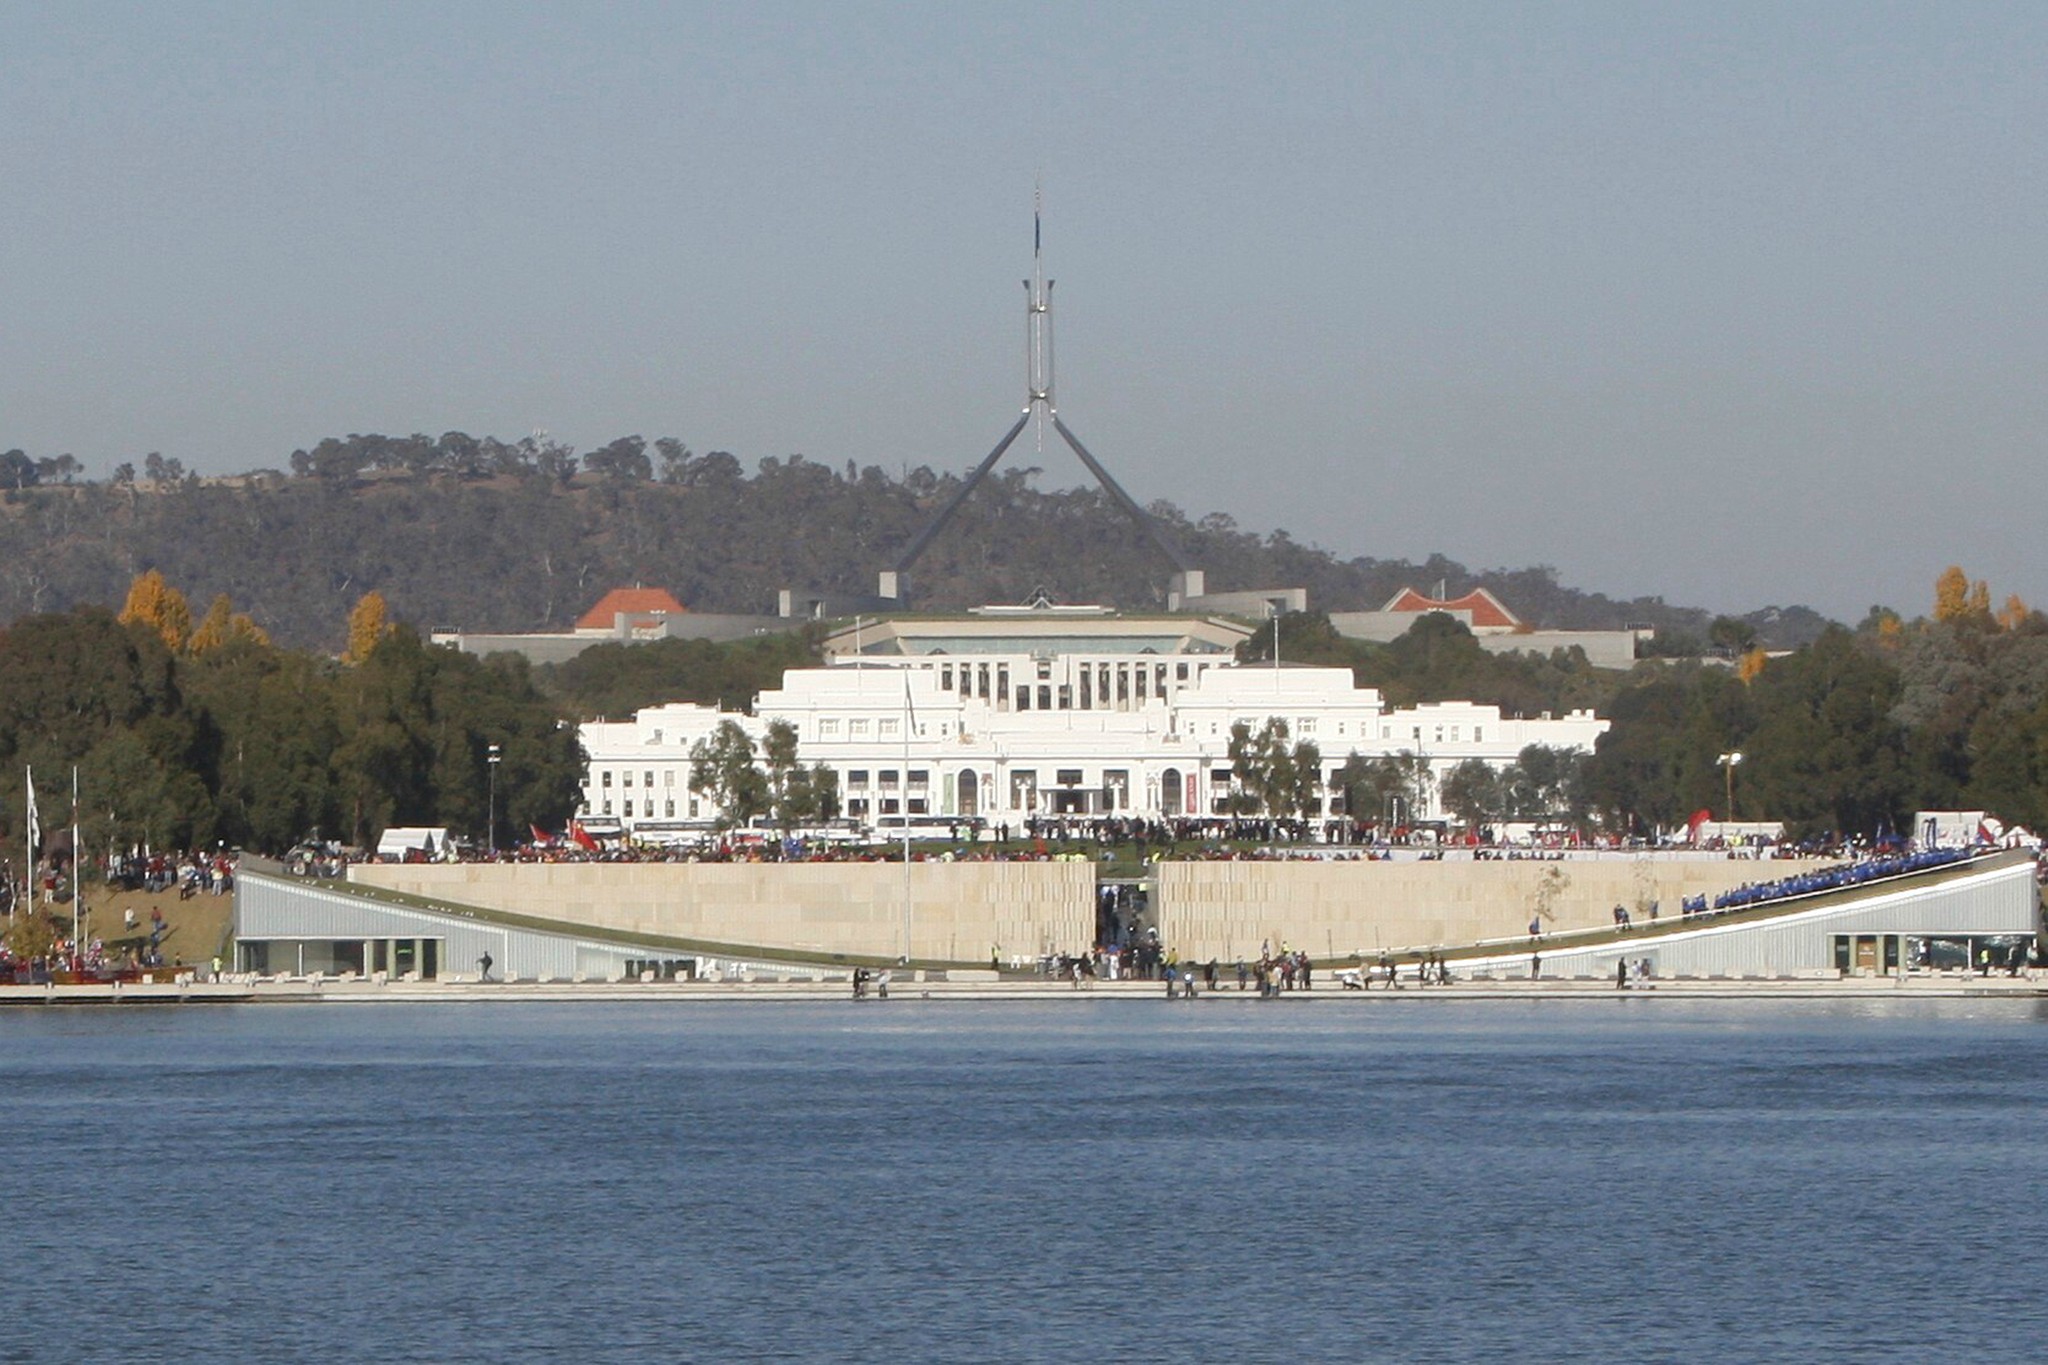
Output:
(1997, 593), (2031, 631)
(344, 591), (393, 664)
(1736, 646), (1769, 684)
(1966, 579), (1991, 618)
(1933, 566), (1969, 621)
(117, 569), (192, 652)
(187, 593), (271, 655)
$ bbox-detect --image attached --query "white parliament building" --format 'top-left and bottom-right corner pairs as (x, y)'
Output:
(574, 605), (1609, 840)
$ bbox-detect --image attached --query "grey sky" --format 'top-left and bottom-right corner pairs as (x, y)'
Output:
(3, 2), (2042, 623)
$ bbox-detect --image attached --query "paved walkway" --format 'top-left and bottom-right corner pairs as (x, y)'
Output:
(5, 972), (2043, 1005)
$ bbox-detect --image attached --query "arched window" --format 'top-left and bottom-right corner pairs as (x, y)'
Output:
(1161, 768), (1183, 817)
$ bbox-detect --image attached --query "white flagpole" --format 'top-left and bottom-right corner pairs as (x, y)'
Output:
(901, 671), (914, 964)
(23, 766), (35, 926)
(71, 766), (80, 969)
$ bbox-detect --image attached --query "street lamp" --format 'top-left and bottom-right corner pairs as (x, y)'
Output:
(486, 743), (502, 856)
(1717, 751), (1743, 824)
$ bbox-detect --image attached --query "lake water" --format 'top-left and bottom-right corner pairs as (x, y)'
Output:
(6, 998), (2047, 1362)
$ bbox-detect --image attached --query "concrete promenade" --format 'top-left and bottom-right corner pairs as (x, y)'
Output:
(5, 972), (2043, 1006)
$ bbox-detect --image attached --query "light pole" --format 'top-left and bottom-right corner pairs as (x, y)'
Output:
(1717, 751), (1743, 825)
(487, 743), (502, 856)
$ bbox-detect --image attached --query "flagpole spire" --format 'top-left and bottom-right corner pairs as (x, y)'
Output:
(881, 182), (1200, 601)
(902, 670), (915, 963)
(22, 766), (36, 927)
(71, 765), (80, 971)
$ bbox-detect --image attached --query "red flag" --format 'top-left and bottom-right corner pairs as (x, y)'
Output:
(530, 823), (554, 846)
(569, 821), (600, 852)
(1686, 808), (1713, 843)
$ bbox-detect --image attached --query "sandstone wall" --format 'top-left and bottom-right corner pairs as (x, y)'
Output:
(1154, 856), (1828, 962)
(349, 860), (1096, 964)
(351, 855), (1826, 965)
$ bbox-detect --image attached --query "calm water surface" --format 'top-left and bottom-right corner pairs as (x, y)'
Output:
(5, 998), (2047, 1362)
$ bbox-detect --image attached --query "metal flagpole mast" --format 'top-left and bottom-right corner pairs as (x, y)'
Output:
(23, 766), (33, 926)
(71, 766), (80, 964)
(902, 671), (914, 964)
(1029, 180), (1052, 454)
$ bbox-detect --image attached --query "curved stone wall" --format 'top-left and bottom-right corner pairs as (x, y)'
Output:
(1155, 856), (1829, 963)
(349, 860), (1098, 964)
(351, 854), (1827, 965)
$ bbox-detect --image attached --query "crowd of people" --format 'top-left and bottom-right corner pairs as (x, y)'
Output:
(329, 816), (1970, 870)
(1691, 846), (1979, 916)
(106, 850), (235, 899)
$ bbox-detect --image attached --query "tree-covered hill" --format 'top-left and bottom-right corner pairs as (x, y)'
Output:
(0, 434), (1830, 651)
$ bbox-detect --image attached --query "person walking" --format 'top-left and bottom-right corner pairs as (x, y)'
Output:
(477, 951), (493, 982)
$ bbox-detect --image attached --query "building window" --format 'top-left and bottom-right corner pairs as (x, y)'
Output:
(848, 798), (869, 817)
(623, 800), (633, 817)
(819, 719), (840, 737)
(879, 718), (900, 737)
(848, 769), (870, 789)
(880, 770), (900, 790)
(850, 719), (870, 737)
(941, 665), (954, 690)
(643, 771), (653, 789)
(1474, 727), (1483, 744)
(1039, 685), (1052, 710)
(664, 770), (675, 787)
(1057, 685), (1072, 710)
(1298, 719), (1316, 735)
(601, 771), (613, 788)
(1177, 663), (1189, 681)
(602, 801), (613, 815)
(664, 800), (674, 817)
(623, 771), (633, 788)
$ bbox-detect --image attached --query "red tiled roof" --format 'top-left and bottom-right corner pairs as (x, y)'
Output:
(575, 587), (687, 630)
(1382, 587), (1520, 629)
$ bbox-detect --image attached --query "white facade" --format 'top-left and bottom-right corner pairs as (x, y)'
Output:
(577, 643), (1610, 838)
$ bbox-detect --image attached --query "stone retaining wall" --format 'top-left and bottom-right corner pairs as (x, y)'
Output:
(349, 860), (1097, 964)
(1154, 857), (1829, 962)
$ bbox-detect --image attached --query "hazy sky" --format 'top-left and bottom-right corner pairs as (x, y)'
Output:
(3, 2), (2043, 622)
